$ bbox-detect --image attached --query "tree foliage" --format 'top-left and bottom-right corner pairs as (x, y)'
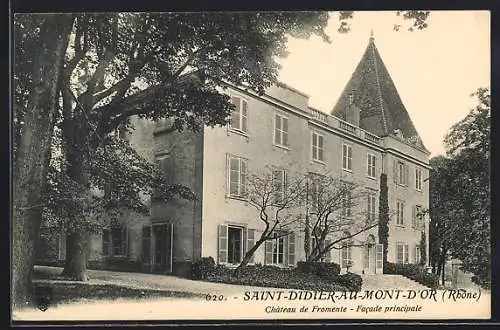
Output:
(429, 88), (490, 287)
(378, 173), (389, 264)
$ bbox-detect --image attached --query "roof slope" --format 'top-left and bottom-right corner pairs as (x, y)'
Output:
(331, 35), (426, 150)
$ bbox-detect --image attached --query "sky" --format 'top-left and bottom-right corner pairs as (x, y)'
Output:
(277, 11), (490, 157)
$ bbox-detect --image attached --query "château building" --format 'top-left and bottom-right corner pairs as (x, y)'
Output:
(37, 35), (430, 277)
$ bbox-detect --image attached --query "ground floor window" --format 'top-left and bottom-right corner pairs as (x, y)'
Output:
(265, 231), (295, 266)
(228, 226), (243, 264)
(415, 245), (422, 264)
(396, 242), (409, 264)
(217, 224), (256, 265)
(103, 226), (128, 257)
(341, 242), (352, 268)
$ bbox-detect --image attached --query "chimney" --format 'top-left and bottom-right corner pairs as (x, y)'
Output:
(345, 91), (360, 126)
(346, 104), (361, 127)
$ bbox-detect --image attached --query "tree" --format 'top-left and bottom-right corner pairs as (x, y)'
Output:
(303, 173), (376, 262)
(41, 12), (334, 280)
(235, 167), (308, 270)
(443, 88), (490, 287)
(378, 173), (390, 264)
(428, 88), (490, 287)
(12, 14), (75, 308)
(12, 11), (432, 299)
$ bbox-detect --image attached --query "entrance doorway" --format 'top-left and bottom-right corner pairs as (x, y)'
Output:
(142, 223), (173, 273)
(364, 235), (376, 274)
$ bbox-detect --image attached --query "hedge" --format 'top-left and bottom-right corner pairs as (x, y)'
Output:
(384, 262), (439, 289)
(190, 259), (363, 292)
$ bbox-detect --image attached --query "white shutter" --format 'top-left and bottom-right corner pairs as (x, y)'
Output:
(288, 232), (296, 266)
(375, 244), (384, 274)
(404, 163), (409, 186)
(241, 100), (248, 132)
(265, 240), (273, 265)
(218, 224), (228, 264)
(393, 159), (398, 183)
(246, 228), (255, 264)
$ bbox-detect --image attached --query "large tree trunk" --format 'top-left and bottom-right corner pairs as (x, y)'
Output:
(62, 134), (89, 281)
(12, 14), (74, 309)
(61, 232), (89, 281)
(61, 119), (91, 281)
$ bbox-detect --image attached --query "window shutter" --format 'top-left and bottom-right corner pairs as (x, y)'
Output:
(324, 239), (331, 262)
(375, 244), (384, 274)
(121, 227), (128, 257)
(240, 160), (247, 197)
(265, 240), (273, 265)
(412, 205), (417, 228)
(366, 154), (370, 175)
(246, 228), (255, 264)
(404, 244), (409, 264)
(141, 225), (151, 266)
(241, 100), (248, 132)
(288, 232), (295, 266)
(102, 229), (110, 257)
(282, 117), (288, 146)
(393, 159), (398, 183)
(404, 164), (409, 186)
(218, 224), (228, 264)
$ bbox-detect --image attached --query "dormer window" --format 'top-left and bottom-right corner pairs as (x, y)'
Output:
(348, 93), (354, 105)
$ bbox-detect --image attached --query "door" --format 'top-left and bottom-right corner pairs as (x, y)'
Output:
(152, 223), (173, 273)
(142, 225), (153, 272)
(364, 245), (376, 274)
(375, 243), (384, 274)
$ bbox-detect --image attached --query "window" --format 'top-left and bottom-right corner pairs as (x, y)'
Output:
(228, 155), (247, 198)
(342, 144), (352, 171)
(396, 200), (405, 226)
(218, 225), (256, 264)
(415, 245), (422, 264)
(274, 113), (289, 147)
(341, 242), (352, 268)
(367, 153), (376, 178)
(367, 194), (377, 223)
(229, 96), (248, 133)
(342, 190), (352, 218)
(227, 226), (243, 264)
(413, 205), (423, 229)
(312, 132), (324, 162)
(265, 232), (296, 266)
(273, 169), (287, 203)
(393, 159), (409, 185)
(396, 242), (409, 264)
(415, 167), (423, 191)
(103, 226), (128, 257)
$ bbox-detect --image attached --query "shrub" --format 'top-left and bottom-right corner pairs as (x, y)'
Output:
(296, 261), (341, 281)
(334, 273), (363, 292)
(384, 262), (439, 289)
(205, 264), (350, 292)
(191, 257), (216, 280)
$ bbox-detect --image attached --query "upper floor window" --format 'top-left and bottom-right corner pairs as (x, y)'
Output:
(393, 159), (409, 186)
(342, 144), (352, 171)
(230, 96), (248, 133)
(396, 200), (405, 226)
(342, 189), (352, 218)
(272, 169), (288, 203)
(367, 153), (376, 178)
(413, 205), (423, 229)
(227, 155), (247, 198)
(274, 113), (289, 147)
(415, 167), (423, 191)
(311, 132), (324, 162)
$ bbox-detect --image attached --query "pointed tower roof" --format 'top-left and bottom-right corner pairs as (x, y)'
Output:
(331, 32), (427, 150)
